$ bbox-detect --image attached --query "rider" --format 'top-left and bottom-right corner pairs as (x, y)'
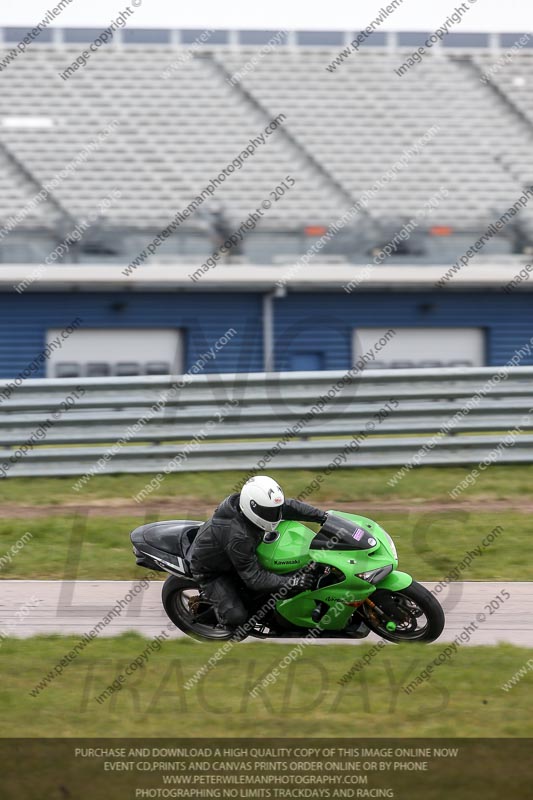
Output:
(189, 475), (327, 631)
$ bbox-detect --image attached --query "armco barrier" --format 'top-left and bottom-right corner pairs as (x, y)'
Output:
(0, 367), (532, 477)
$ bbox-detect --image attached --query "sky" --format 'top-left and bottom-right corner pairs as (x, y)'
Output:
(0, 0), (530, 33)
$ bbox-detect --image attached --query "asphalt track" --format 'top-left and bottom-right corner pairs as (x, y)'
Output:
(1, 580), (531, 645)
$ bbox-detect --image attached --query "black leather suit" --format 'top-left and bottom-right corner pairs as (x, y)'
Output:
(189, 492), (326, 627)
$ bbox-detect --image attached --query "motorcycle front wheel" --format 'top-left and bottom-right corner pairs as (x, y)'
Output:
(360, 580), (445, 643)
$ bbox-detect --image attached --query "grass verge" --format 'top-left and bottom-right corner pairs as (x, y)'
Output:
(3, 464), (533, 506)
(0, 510), (531, 581)
(2, 636), (532, 737)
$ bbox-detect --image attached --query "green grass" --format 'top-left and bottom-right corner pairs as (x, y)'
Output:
(0, 510), (531, 581)
(0, 515), (153, 581)
(1, 463), (532, 580)
(1, 635), (532, 737)
(3, 464), (533, 505)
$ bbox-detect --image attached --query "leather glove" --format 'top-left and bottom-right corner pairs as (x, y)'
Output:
(286, 569), (315, 596)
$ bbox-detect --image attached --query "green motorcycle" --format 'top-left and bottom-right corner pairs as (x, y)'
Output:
(131, 511), (445, 643)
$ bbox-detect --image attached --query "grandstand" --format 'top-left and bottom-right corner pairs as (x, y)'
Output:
(1, 28), (533, 265)
(2, 29), (533, 378)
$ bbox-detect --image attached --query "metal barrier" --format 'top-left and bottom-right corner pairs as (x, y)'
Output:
(0, 367), (532, 477)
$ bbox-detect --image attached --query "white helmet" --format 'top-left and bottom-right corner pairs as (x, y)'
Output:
(239, 475), (285, 532)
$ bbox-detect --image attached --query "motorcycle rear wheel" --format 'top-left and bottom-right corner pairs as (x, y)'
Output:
(162, 575), (242, 642)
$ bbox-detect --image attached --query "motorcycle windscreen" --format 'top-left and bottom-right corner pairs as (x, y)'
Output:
(319, 513), (378, 550)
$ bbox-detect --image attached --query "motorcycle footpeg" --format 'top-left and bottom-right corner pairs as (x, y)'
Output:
(311, 601), (329, 623)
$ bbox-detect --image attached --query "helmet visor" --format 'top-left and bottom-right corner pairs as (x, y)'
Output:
(250, 499), (283, 523)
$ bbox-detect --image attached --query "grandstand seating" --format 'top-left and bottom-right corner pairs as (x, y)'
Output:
(0, 46), (344, 232)
(0, 38), (533, 254)
(219, 48), (533, 229)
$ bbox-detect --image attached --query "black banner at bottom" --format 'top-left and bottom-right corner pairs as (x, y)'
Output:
(2, 738), (531, 800)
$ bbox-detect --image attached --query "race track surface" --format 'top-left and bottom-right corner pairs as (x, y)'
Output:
(1, 580), (531, 645)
